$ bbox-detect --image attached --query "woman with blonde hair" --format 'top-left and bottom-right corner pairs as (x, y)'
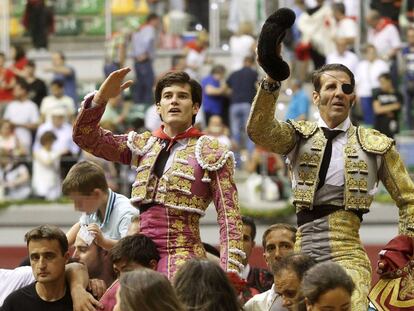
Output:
(114, 269), (185, 311)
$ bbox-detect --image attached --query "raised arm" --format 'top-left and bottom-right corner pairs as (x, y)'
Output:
(246, 78), (297, 155)
(72, 68), (135, 165)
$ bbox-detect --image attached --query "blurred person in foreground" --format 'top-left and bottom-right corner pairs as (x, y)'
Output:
(72, 68), (244, 279)
(247, 22), (414, 309)
(299, 262), (354, 311)
(114, 269), (185, 311)
(174, 258), (242, 311)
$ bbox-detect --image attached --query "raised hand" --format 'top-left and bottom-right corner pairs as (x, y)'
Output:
(94, 67), (134, 106)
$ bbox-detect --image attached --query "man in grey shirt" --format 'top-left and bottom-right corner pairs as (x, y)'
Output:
(131, 13), (160, 105)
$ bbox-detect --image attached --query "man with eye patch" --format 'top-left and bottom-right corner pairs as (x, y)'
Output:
(247, 61), (414, 310)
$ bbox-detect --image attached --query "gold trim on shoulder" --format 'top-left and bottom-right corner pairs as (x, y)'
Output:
(288, 120), (318, 138)
(357, 127), (394, 155)
(195, 135), (235, 171)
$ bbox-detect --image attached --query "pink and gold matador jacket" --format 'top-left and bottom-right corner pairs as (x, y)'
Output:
(73, 93), (245, 277)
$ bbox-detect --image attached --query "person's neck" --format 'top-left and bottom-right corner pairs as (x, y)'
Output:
(324, 118), (345, 129)
(97, 191), (109, 220)
(163, 124), (192, 138)
(35, 279), (66, 302)
(26, 76), (35, 83)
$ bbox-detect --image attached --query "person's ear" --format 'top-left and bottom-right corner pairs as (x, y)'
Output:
(312, 91), (320, 107)
(155, 102), (161, 114)
(149, 259), (158, 271)
(192, 103), (200, 116)
(64, 251), (70, 263)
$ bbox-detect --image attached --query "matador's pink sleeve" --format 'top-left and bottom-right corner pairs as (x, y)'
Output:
(197, 136), (245, 274)
(72, 93), (132, 165)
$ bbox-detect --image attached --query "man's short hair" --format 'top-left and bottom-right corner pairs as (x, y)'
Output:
(272, 252), (316, 277)
(15, 77), (30, 92)
(62, 161), (108, 196)
(211, 64), (226, 75)
(25, 225), (69, 255)
(312, 63), (355, 93)
(242, 216), (256, 241)
(146, 13), (159, 23)
(332, 2), (345, 15)
(262, 223), (297, 248)
(379, 72), (392, 81)
(51, 79), (64, 88)
(110, 234), (160, 268)
(27, 59), (36, 68)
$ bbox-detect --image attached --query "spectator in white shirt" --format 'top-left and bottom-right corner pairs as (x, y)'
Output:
(3, 78), (39, 154)
(332, 2), (358, 51)
(33, 106), (79, 156)
(355, 44), (389, 125)
(326, 38), (359, 73)
(40, 79), (76, 124)
(366, 10), (401, 87)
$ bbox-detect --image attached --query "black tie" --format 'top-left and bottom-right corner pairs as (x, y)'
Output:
(317, 128), (342, 190)
(154, 140), (174, 178)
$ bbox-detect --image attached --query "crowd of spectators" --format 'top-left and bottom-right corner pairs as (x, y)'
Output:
(0, 213), (365, 311)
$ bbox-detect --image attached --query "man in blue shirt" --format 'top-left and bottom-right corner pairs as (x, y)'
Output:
(201, 65), (228, 123)
(227, 56), (258, 155)
(285, 79), (310, 121)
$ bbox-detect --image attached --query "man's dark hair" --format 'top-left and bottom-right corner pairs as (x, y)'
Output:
(312, 63), (355, 93)
(146, 13), (159, 23)
(12, 44), (26, 61)
(272, 253), (316, 278)
(211, 64), (226, 75)
(110, 234), (160, 267)
(332, 2), (345, 15)
(379, 72), (392, 81)
(27, 59), (36, 68)
(51, 79), (65, 88)
(242, 216), (256, 241)
(0, 52), (5, 59)
(25, 225), (69, 255)
(15, 77), (30, 92)
(154, 71), (202, 125)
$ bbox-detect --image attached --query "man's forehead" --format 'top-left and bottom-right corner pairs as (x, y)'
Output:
(266, 229), (294, 243)
(28, 239), (61, 253)
(162, 83), (191, 94)
(321, 71), (351, 84)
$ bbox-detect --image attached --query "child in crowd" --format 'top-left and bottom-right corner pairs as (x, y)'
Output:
(373, 73), (402, 138)
(32, 131), (62, 200)
(205, 115), (234, 149)
(0, 119), (25, 156)
(64, 161), (138, 250)
(0, 148), (31, 201)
